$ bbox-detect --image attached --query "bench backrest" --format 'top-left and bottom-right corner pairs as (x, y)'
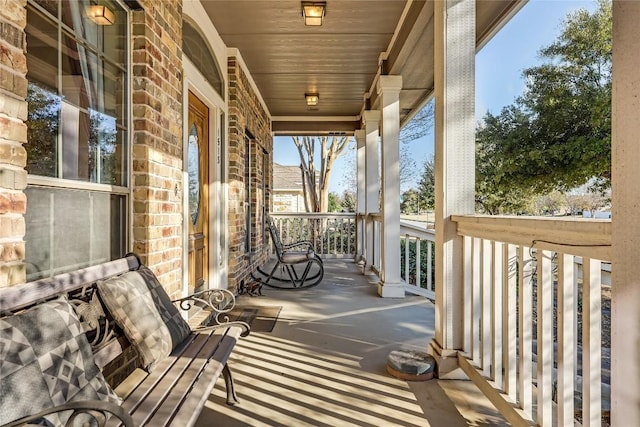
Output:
(0, 253), (143, 372)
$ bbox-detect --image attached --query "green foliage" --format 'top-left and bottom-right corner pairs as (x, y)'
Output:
(26, 83), (60, 177)
(476, 0), (612, 213)
(400, 238), (435, 289)
(328, 191), (356, 213)
(418, 156), (435, 210)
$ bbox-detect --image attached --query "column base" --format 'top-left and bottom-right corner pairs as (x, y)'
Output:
(377, 281), (405, 298)
(427, 339), (466, 380)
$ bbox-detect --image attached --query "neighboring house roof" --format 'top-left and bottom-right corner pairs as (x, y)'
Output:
(273, 163), (306, 192)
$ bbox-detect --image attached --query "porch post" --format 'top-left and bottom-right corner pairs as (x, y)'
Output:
(363, 110), (380, 273)
(611, 1), (640, 424)
(377, 75), (404, 298)
(427, 0), (475, 377)
(355, 129), (366, 263)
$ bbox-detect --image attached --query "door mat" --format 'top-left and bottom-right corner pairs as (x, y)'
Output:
(228, 306), (282, 332)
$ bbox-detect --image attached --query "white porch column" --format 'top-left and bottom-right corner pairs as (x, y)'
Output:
(611, 1), (640, 425)
(355, 129), (366, 262)
(363, 110), (380, 272)
(427, 0), (475, 377)
(377, 75), (404, 298)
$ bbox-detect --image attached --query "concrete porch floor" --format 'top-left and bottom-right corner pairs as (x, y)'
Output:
(195, 261), (510, 427)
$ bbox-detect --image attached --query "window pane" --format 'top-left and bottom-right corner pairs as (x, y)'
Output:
(25, 186), (127, 281)
(26, 83), (60, 177)
(26, 7), (60, 177)
(61, 34), (98, 110)
(32, 0), (58, 17)
(61, 0), (126, 64)
(89, 110), (126, 185)
(188, 124), (201, 225)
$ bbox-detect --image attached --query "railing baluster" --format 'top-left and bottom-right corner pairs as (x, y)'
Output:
(416, 238), (421, 289)
(482, 239), (492, 378)
(557, 252), (576, 427)
(472, 237), (481, 365)
(404, 234), (410, 284)
(519, 245), (533, 416)
(537, 249), (553, 426)
(583, 257), (602, 426)
(463, 236), (473, 357)
(427, 240), (433, 293)
(503, 243), (517, 401)
(493, 241), (504, 388)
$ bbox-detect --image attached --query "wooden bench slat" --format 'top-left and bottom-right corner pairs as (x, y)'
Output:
(115, 333), (211, 411)
(122, 330), (230, 426)
(171, 329), (242, 426)
(150, 333), (240, 425)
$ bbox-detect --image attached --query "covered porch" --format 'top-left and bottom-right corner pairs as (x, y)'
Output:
(195, 260), (509, 427)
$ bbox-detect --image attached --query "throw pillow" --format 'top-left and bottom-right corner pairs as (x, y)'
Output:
(97, 266), (191, 371)
(0, 297), (121, 427)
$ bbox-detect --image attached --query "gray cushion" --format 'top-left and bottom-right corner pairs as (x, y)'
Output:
(97, 266), (191, 371)
(0, 297), (121, 427)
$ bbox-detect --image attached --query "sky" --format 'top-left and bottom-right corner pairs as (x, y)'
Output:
(273, 0), (599, 194)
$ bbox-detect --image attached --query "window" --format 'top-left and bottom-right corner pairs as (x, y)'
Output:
(182, 20), (224, 99)
(24, 0), (129, 280)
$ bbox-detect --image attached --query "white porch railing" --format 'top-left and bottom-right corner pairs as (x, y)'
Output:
(400, 221), (435, 298)
(453, 215), (611, 427)
(361, 213), (435, 298)
(269, 213), (357, 259)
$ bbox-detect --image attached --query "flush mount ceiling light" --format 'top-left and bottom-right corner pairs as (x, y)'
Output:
(86, 5), (115, 25)
(301, 2), (326, 26)
(305, 93), (319, 106)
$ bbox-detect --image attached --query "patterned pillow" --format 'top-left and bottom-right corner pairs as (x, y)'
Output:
(97, 266), (191, 371)
(0, 297), (121, 427)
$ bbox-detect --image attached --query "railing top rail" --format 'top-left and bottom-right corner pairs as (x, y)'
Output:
(453, 214), (611, 261)
(400, 221), (436, 240)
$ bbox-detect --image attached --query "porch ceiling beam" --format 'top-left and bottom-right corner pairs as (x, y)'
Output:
(384, 1), (431, 76)
(272, 120), (359, 135)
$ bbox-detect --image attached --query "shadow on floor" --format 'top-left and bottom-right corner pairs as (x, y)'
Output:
(195, 261), (509, 427)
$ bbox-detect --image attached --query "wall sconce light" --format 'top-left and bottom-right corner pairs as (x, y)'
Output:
(86, 5), (115, 25)
(301, 2), (326, 26)
(305, 93), (320, 106)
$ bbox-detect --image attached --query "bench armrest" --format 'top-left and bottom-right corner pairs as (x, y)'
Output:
(3, 400), (134, 427)
(173, 288), (252, 334)
(192, 320), (251, 337)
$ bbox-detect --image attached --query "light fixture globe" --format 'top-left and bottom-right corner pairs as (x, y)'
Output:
(302, 2), (326, 26)
(305, 93), (320, 106)
(86, 5), (115, 25)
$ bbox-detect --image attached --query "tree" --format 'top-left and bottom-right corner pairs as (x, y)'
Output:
(476, 0), (612, 207)
(417, 156), (435, 211)
(292, 135), (351, 212)
(399, 101), (434, 189)
(401, 189), (420, 213)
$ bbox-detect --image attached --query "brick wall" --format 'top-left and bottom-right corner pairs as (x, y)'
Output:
(131, 1), (184, 297)
(227, 56), (272, 289)
(0, 0), (27, 287)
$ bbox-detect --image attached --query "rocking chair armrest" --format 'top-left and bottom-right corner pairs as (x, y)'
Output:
(3, 400), (134, 427)
(282, 240), (316, 251)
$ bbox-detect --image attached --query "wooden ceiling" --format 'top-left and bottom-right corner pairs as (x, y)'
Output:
(201, 0), (525, 134)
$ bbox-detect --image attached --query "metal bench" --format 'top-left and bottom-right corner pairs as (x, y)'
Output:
(255, 215), (324, 289)
(0, 254), (249, 427)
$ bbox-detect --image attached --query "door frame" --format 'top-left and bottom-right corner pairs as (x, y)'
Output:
(182, 56), (228, 295)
